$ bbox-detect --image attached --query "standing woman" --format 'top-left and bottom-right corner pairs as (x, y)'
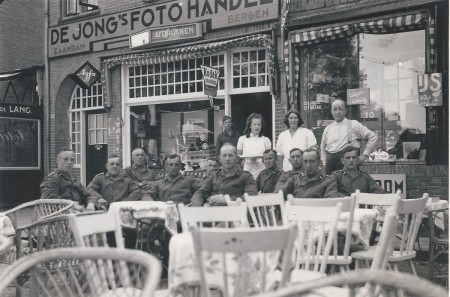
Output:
(237, 113), (272, 179)
(276, 109), (317, 171)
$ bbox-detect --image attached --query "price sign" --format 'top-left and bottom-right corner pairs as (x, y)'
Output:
(417, 73), (442, 107)
(359, 105), (380, 119)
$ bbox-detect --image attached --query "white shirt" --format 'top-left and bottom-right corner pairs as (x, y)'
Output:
(275, 127), (317, 171)
(320, 118), (378, 164)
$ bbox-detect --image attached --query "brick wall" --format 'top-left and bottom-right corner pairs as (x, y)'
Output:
(362, 164), (449, 200)
(0, 0), (44, 72)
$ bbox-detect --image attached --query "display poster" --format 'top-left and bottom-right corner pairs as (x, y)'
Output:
(417, 73), (442, 107)
(0, 118), (40, 169)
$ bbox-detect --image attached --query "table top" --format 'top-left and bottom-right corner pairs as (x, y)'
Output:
(426, 199), (448, 211)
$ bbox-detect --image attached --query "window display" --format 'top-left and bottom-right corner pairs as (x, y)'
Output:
(130, 101), (224, 170)
(303, 30), (426, 161)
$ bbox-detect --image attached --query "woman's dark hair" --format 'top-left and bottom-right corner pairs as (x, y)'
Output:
(243, 113), (265, 138)
(283, 109), (304, 128)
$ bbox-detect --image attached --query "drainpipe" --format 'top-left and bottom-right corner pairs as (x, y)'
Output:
(44, 0), (51, 174)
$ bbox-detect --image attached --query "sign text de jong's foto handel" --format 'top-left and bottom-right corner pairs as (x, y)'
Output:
(49, 0), (277, 57)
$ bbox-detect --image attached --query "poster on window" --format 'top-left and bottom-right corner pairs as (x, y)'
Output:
(0, 118), (40, 169)
(417, 73), (442, 107)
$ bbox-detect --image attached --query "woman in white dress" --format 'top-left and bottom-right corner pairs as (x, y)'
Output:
(237, 113), (272, 179)
(275, 109), (317, 171)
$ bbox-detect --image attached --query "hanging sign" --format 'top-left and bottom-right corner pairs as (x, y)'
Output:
(417, 73), (442, 107)
(201, 65), (220, 97)
(347, 88), (370, 105)
(70, 62), (100, 89)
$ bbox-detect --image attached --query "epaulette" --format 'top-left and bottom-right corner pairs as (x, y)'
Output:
(48, 171), (56, 176)
(95, 173), (105, 177)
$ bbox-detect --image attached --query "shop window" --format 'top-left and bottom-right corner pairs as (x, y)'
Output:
(69, 81), (104, 166)
(65, 0), (98, 17)
(232, 49), (268, 89)
(303, 30), (426, 162)
(128, 54), (225, 99)
(130, 102), (224, 169)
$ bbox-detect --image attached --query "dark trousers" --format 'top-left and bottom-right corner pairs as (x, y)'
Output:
(325, 151), (344, 175)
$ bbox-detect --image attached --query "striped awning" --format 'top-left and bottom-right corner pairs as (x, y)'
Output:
(285, 12), (434, 103)
(101, 34), (276, 106)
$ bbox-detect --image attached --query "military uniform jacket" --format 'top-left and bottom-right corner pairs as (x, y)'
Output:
(329, 170), (385, 196)
(122, 165), (156, 182)
(40, 170), (90, 205)
(87, 173), (141, 205)
(281, 172), (342, 199)
(191, 166), (257, 206)
(147, 174), (196, 205)
(274, 169), (303, 193)
(256, 167), (284, 193)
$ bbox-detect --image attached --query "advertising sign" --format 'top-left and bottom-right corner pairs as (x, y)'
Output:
(347, 88), (370, 105)
(130, 23), (202, 48)
(49, 0), (278, 58)
(201, 65), (220, 97)
(371, 174), (406, 198)
(70, 62), (101, 89)
(417, 73), (442, 107)
(0, 103), (42, 119)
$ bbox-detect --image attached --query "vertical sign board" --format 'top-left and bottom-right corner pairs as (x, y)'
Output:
(201, 65), (220, 97)
(417, 73), (443, 107)
(371, 174), (406, 198)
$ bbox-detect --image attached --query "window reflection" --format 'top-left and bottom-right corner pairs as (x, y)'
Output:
(305, 30), (426, 161)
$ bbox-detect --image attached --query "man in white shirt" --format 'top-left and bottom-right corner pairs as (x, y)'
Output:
(320, 99), (377, 175)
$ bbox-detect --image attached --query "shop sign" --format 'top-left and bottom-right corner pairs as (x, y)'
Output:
(347, 88), (370, 105)
(371, 174), (406, 198)
(130, 23), (202, 48)
(49, 0), (278, 58)
(0, 103), (42, 119)
(70, 62), (100, 89)
(417, 73), (442, 107)
(201, 65), (220, 97)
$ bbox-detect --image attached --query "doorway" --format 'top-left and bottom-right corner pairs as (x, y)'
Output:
(230, 92), (273, 142)
(85, 111), (108, 184)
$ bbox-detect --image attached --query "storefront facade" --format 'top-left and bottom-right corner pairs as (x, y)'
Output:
(46, 0), (286, 184)
(0, 0), (44, 207)
(284, 0), (448, 199)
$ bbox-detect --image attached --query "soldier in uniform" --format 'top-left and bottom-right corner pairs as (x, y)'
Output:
(274, 148), (303, 193)
(40, 149), (90, 211)
(123, 147), (156, 200)
(329, 146), (385, 196)
(280, 148), (341, 199)
(86, 155), (141, 211)
(256, 149), (284, 193)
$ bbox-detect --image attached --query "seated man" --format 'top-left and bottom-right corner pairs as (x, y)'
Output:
(281, 149), (341, 199)
(274, 148), (303, 193)
(329, 146), (385, 196)
(86, 155), (141, 211)
(40, 149), (90, 211)
(123, 148), (156, 201)
(191, 144), (257, 206)
(147, 154), (197, 205)
(256, 149), (284, 193)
